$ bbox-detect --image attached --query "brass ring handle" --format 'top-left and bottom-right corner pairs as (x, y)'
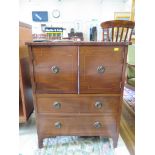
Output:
(97, 65), (105, 73)
(54, 121), (62, 128)
(95, 101), (102, 109)
(51, 66), (60, 74)
(53, 101), (61, 109)
(93, 121), (102, 129)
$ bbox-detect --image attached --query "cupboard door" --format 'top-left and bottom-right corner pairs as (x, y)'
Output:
(33, 46), (78, 94)
(79, 46), (124, 94)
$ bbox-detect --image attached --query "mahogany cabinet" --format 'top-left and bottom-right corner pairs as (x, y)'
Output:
(19, 22), (34, 123)
(26, 42), (128, 148)
(32, 46), (78, 94)
(79, 46), (124, 94)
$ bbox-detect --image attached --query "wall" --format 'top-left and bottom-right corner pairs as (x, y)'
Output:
(19, 0), (132, 41)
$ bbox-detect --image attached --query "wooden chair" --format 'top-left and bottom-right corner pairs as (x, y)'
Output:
(100, 20), (135, 42)
(100, 20), (135, 90)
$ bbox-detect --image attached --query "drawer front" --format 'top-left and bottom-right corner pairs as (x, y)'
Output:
(79, 46), (124, 94)
(32, 46), (78, 93)
(36, 96), (120, 114)
(38, 115), (116, 135)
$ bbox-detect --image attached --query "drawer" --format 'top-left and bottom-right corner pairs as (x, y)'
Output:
(36, 96), (120, 114)
(32, 46), (78, 94)
(38, 115), (116, 135)
(79, 46), (124, 94)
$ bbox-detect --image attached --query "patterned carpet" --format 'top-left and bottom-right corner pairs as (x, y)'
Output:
(123, 87), (135, 111)
(34, 136), (114, 155)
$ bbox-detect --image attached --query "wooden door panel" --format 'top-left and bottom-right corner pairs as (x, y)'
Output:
(33, 46), (78, 93)
(80, 46), (124, 94)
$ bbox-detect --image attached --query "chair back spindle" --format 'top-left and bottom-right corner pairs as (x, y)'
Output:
(101, 20), (135, 43)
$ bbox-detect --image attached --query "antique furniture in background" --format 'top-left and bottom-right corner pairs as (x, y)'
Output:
(120, 87), (135, 155)
(101, 20), (135, 155)
(100, 20), (135, 42)
(26, 41), (129, 148)
(121, 45), (135, 155)
(19, 22), (34, 123)
(114, 12), (135, 44)
(125, 64), (135, 90)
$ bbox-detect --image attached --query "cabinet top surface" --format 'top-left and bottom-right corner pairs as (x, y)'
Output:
(19, 21), (32, 29)
(26, 41), (131, 46)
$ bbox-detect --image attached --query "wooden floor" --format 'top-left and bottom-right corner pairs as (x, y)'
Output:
(120, 100), (135, 155)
